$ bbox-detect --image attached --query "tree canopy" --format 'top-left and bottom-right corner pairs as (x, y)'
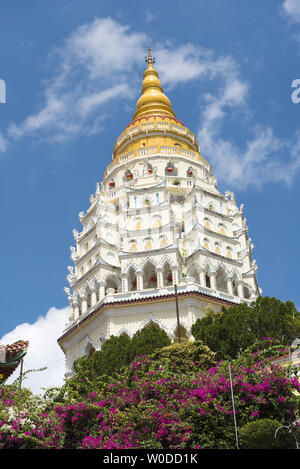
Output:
(128, 322), (171, 361)
(1, 337), (299, 449)
(72, 322), (171, 387)
(191, 296), (299, 358)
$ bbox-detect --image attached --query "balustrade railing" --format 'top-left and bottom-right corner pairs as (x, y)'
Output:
(114, 121), (197, 150)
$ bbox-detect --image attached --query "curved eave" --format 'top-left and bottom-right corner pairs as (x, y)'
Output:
(57, 289), (240, 346)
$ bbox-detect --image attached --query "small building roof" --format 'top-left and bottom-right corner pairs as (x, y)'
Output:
(0, 340), (29, 382)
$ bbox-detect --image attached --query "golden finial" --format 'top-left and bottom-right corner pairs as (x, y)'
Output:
(133, 47), (175, 120)
(145, 47), (155, 66)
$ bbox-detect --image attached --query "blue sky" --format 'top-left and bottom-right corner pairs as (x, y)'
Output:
(1, 0), (300, 391)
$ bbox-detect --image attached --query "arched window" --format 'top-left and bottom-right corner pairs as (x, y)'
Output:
(187, 265), (199, 283)
(162, 262), (173, 286)
(146, 163), (153, 175)
(216, 267), (227, 293)
(152, 216), (162, 228)
(108, 179), (115, 189)
(232, 273), (239, 296)
(119, 331), (130, 339)
(128, 267), (137, 291)
(143, 198), (151, 207)
(204, 264), (212, 288)
(105, 276), (121, 294)
(204, 271), (211, 288)
(143, 261), (157, 289)
(84, 343), (95, 358)
(227, 247), (232, 259)
(160, 235), (168, 247)
(215, 243), (221, 255)
(219, 224), (226, 235)
(144, 237), (153, 250)
(203, 238), (210, 250)
(124, 170), (133, 181)
(135, 218), (143, 230)
(174, 324), (188, 343)
(165, 162), (177, 175)
(129, 239), (137, 252)
(187, 167), (194, 177)
(204, 218), (211, 230)
(244, 285), (251, 299)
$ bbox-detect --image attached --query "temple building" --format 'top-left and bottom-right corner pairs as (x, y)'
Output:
(58, 48), (260, 377)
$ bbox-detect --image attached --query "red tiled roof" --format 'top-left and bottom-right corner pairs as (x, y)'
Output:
(0, 340), (29, 381)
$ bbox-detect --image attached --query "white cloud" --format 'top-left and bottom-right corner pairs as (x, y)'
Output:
(78, 83), (131, 118)
(155, 43), (300, 189)
(6, 17), (300, 189)
(145, 11), (157, 23)
(63, 18), (147, 79)
(8, 18), (148, 142)
(282, 0), (300, 23)
(1, 306), (69, 394)
(196, 61), (300, 189)
(199, 123), (300, 190)
(155, 45), (230, 87)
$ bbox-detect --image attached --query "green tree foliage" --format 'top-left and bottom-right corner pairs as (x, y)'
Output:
(234, 337), (295, 369)
(191, 297), (299, 358)
(151, 340), (216, 373)
(69, 333), (132, 397)
(90, 333), (132, 377)
(239, 419), (300, 449)
(68, 323), (171, 397)
(128, 322), (171, 361)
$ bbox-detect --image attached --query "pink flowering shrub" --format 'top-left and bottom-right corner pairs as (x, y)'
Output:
(0, 343), (299, 449)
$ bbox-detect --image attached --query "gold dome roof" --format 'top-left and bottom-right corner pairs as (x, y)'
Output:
(133, 48), (175, 120)
(110, 47), (210, 170)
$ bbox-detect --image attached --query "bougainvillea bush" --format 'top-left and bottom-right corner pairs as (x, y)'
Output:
(0, 340), (299, 449)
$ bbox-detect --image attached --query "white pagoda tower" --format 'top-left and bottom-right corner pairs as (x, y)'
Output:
(58, 48), (259, 376)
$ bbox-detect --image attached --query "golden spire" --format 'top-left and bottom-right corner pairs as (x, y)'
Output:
(133, 47), (176, 120)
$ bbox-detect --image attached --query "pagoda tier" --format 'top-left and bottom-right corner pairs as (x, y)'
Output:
(58, 48), (259, 377)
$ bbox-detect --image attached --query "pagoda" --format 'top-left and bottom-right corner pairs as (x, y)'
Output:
(58, 48), (259, 376)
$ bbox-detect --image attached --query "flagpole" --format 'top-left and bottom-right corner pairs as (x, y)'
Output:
(229, 361), (239, 449)
(174, 284), (181, 343)
(19, 358), (24, 390)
